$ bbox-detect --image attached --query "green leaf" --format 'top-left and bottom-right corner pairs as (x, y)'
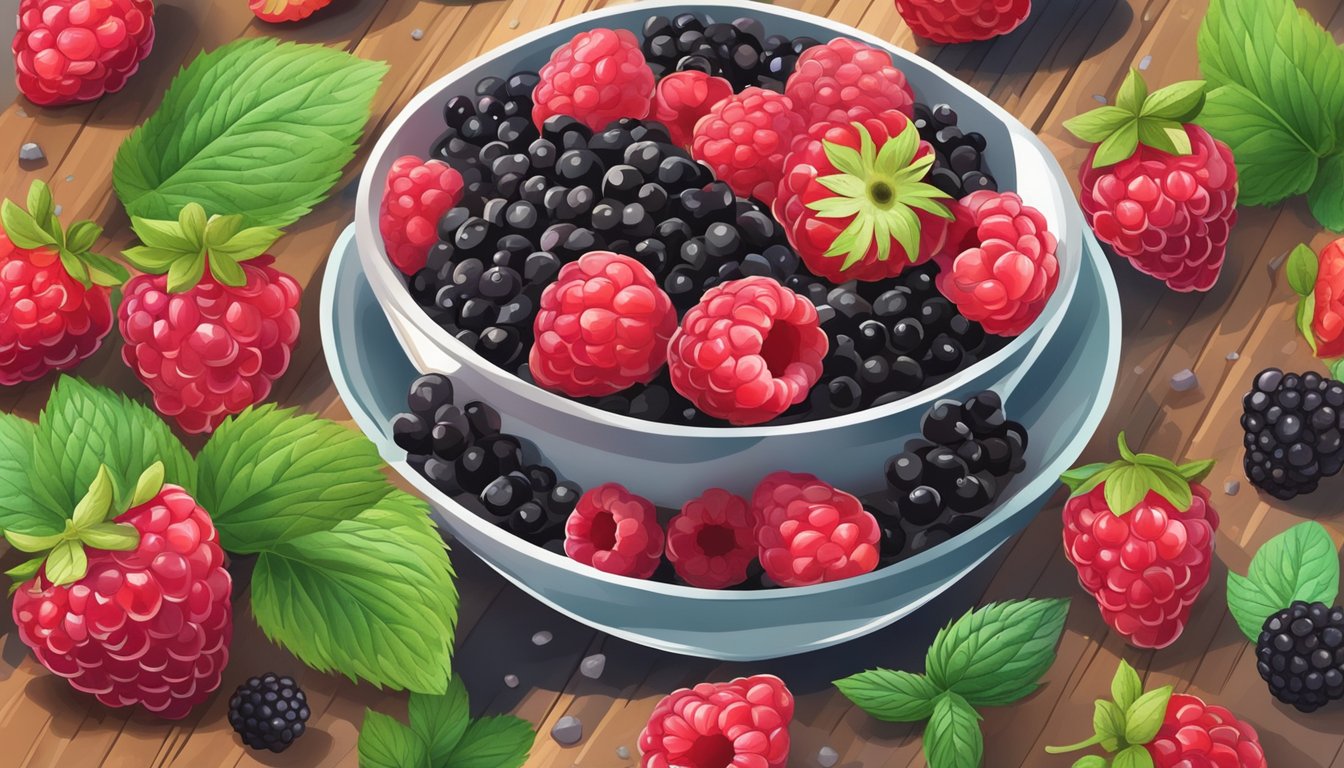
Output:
(250, 491), (458, 693)
(1124, 685), (1172, 745)
(0, 413), (57, 536)
(1135, 120), (1192, 156)
(1092, 120), (1140, 168)
(925, 598), (1070, 707)
(1101, 466), (1154, 516)
(1115, 70), (1148, 114)
(817, 173), (867, 199)
(44, 539), (87, 586)
(195, 405), (392, 553)
(6, 556), (44, 591)
(79, 522), (140, 551)
(1199, 85), (1321, 205)
(26, 181), (52, 230)
(358, 710), (432, 768)
(113, 38), (388, 228)
(1309, 153), (1344, 232)
(4, 530), (64, 553)
(1142, 466), (1194, 512)
(1287, 243), (1320, 296)
(1141, 80), (1206, 122)
(1114, 744), (1156, 768)
(166, 252), (206, 294)
(409, 678), (471, 765)
(1331, 358), (1344, 382)
(1064, 107), (1135, 144)
(923, 693), (982, 768)
(1060, 463), (1109, 494)
(0, 199), (55, 249)
(1110, 660), (1143, 712)
(64, 220), (102, 255)
(834, 669), (942, 722)
(1093, 700), (1124, 750)
(1298, 294), (1319, 353)
(1073, 757), (1109, 768)
(1227, 521), (1340, 641)
(447, 716), (535, 768)
(69, 466), (115, 529)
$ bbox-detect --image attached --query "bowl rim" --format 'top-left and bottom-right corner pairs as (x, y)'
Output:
(353, 0), (1082, 440)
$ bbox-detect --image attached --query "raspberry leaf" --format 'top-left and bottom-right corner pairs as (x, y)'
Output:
(44, 539), (87, 587)
(834, 669), (942, 721)
(409, 679), (471, 765)
(1227, 520), (1340, 641)
(0, 182), (127, 288)
(446, 716), (535, 768)
(1110, 660), (1143, 711)
(0, 413), (54, 536)
(358, 710), (432, 768)
(1047, 661), (1168, 765)
(1287, 243), (1319, 297)
(1308, 153), (1344, 232)
(1113, 745), (1156, 768)
(924, 692), (983, 768)
(1068, 70), (1205, 168)
(925, 598), (1070, 707)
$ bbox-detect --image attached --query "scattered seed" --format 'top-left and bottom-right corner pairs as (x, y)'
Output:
(1225, 479), (1241, 496)
(509, 19), (519, 29)
(504, 673), (519, 688)
(1139, 55), (1152, 70)
(18, 142), (44, 162)
(1170, 368), (1198, 392)
(1134, 365), (1145, 376)
(532, 630), (552, 646)
(580, 653), (606, 679)
(64, 174), (74, 182)
(819, 746), (840, 767)
(552, 715), (583, 746)
(411, 28), (424, 40)
(616, 745), (631, 760)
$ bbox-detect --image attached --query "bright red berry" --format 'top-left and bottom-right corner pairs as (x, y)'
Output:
(775, 110), (954, 283)
(639, 674), (794, 768)
(119, 206), (300, 434)
(250, 0), (333, 23)
(0, 181), (127, 386)
(1067, 72), (1237, 292)
(379, 155), (465, 276)
(1308, 239), (1344, 358)
(651, 70), (733, 150)
(532, 28), (655, 132)
(564, 482), (664, 579)
(666, 488), (757, 589)
(13, 0), (154, 106)
(530, 250), (677, 398)
(667, 277), (827, 426)
(752, 471), (880, 587)
(10, 464), (232, 720)
(1060, 434), (1218, 649)
(784, 38), (915, 134)
(934, 190), (1058, 337)
(895, 0), (1032, 44)
(691, 87), (807, 205)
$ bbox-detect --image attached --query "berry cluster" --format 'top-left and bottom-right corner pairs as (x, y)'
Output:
(639, 13), (820, 92)
(1241, 368), (1344, 500)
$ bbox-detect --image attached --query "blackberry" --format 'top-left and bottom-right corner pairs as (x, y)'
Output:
(640, 13), (819, 91)
(913, 102), (997, 199)
(1242, 368), (1344, 499)
(1256, 601), (1344, 712)
(227, 673), (310, 753)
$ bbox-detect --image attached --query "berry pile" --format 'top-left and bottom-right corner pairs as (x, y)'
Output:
(640, 13), (820, 92)
(914, 102), (999, 199)
(1241, 368), (1344, 500)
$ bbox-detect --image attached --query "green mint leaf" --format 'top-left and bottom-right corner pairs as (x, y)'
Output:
(250, 491), (458, 693)
(1093, 700), (1124, 749)
(1123, 684), (1172, 745)
(1287, 243), (1320, 297)
(1114, 744), (1156, 768)
(834, 669), (941, 722)
(1227, 521), (1340, 641)
(925, 598), (1070, 707)
(0, 413), (58, 536)
(1309, 154), (1344, 232)
(358, 710), (432, 768)
(1110, 660), (1143, 712)
(446, 715), (535, 768)
(113, 39), (388, 228)
(29, 377), (194, 522)
(1092, 120), (1140, 168)
(1298, 295), (1319, 353)
(409, 678), (471, 765)
(0, 199), (56, 250)
(923, 693), (982, 768)
(1140, 80), (1206, 122)
(195, 405), (391, 553)
(1063, 107), (1134, 144)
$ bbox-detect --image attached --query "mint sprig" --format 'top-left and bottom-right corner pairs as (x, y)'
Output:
(1227, 521), (1340, 642)
(835, 598), (1070, 768)
(1047, 661), (1172, 768)
(1065, 70), (1206, 167)
(0, 180), (128, 288)
(358, 676), (535, 768)
(1059, 433), (1213, 515)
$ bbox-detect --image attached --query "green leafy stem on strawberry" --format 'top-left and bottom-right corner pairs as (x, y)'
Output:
(1060, 432), (1215, 515)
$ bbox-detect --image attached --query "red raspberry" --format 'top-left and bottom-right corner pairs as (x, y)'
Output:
(1068, 73), (1237, 292)
(379, 155), (464, 275)
(13, 0), (154, 107)
(651, 70), (733, 150)
(784, 38), (915, 134)
(666, 488), (757, 589)
(250, 0), (332, 22)
(11, 466), (232, 720)
(934, 190), (1058, 337)
(530, 251), (677, 398)
(1311, 239), (1344, 358)
(752, 471), (880, 587)
(564, 482), (664, 579)
(532, 28), (655, 132)
(1148, 694), (1266, 768)
(667, 277), (827, 426)
(639, 674), (793, 768)
(895, 0), (1032, 44)
(0, 182), (126, 385)
(1061, 435), (1219, 649)
(775, 110), (953, 283)
(691, 87), (807, 205)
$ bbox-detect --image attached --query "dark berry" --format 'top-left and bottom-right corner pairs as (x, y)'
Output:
(227, 674), (310, 753)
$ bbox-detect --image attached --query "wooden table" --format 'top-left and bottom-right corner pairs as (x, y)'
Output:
(3, 0), (1344, 765)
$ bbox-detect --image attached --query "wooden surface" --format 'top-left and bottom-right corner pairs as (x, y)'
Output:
(2, 0), (1344, 765)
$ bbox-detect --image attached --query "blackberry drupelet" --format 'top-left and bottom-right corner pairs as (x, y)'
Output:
(1241, 368), (1344, 499)
(913, 102), (998, 199)
(640, 13), (820, 91)
(1257, 601), (1344, 712)
(228, 673), (311, 753)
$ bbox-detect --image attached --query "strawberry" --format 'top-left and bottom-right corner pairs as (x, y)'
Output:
(1, 181), (128, 385)
(7, 462), (232, 720)
(1065, 70), (1237, 293)
(1048, 660), (1267, 768)
(1059, 434), (1218, 649)
(774, 110), (954, 283)
(119, 204), (300, 434)
(250, 0), (333, 23)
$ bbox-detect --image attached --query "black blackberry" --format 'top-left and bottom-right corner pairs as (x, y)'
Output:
(913, 102), (997, 199)
(640, 13), (819, 91)
(227, 673), (310, 753)
(1242, 368), (1344, 499)
(1256, 601), (1344, 712)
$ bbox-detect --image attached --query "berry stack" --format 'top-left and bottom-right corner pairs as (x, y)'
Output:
(639, 13), (820, 91)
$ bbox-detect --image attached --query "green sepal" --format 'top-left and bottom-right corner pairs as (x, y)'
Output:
(1046, 661), (1171, 765)
(6, 556), (45, 595)
(1300, 295), (1320, 354)
(1287, 243), (1319, 297)
(124, 202), (284, 294)
(0, 181), (128, 288)
(1059, 433), (1211, 513)
(1065, 70), (1206, 168)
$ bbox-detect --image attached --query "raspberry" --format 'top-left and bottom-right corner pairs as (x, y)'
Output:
(532, 28), (656, 132)
(666, 488), (757, 589)
(775, 110), (953, 283)
(691, 87), (807, 205)
(530, 251), (677, 398)
(1061, 435), (1219, 649)
(895, 0), (1032, 44)
(564, 482), (664, 579)
(1311, 239), (1344, 358)
(752, 471), (880, 587)
(228, 673), (311, 752)
(379, 155), (465, 275)
(13, 0), (154, 106)
(1147, 694), (1267, 768)
(1240, 369), (1344, 500)
(667, 277), (828, 426)
(934, 190), (1059, 337)
(638, 674), (793, 768)
(1256, 601), (1344, 712)
(250, 0), (332, 22)
(651, 70), (733, 150)
(11, 468), (232, 720)
(784, 38), (915, 133)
